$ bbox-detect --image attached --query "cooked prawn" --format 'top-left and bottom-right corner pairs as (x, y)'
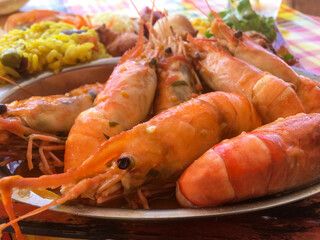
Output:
(177, 113), (320, 207)
(0, 82), (104, 174)
(206, 3), (320, 113)
(153, 35), (202, 114)
(187, 35), (305, 123)
(0, 91), (261, 237)
(64, 22), (158, 171)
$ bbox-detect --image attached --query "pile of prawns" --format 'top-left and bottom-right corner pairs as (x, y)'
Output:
(0, 2), (320, 239)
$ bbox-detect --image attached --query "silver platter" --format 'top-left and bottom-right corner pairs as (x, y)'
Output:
(1, 59), (320, 220)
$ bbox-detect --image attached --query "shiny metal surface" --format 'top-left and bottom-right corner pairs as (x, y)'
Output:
(0, 61), (320, 220)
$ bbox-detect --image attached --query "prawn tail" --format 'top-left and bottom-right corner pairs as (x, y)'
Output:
(296, 76), (320, 113)
(204, 0), (221, 20)
(177, 113), (320, 207)
(252, 74), (305, 123)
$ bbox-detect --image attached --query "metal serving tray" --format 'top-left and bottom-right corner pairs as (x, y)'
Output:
(0, 59), (320, 220)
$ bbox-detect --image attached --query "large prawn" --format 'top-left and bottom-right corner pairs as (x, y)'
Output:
(0, 91), (261, 238)
(63, 21), (158, 171)
(152, 30), (202, 114)
(177, 113), (320, 207)
(187, 35), (305, 123)
(206, 3), (320, 113)
(0, 82), (104, 174)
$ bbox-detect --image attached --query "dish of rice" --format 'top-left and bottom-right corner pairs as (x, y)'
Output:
(0, 21), (111, 85)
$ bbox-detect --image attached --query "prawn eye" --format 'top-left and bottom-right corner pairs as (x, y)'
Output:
(0, 104), (7, 114)
(235, 30), (243, 38)
(117, 156), (131, 170)
(165, 47), (172, 54)
(149, 58), (158, 68)
(87, 90), (97, 100)
(194, 51), (204, 60)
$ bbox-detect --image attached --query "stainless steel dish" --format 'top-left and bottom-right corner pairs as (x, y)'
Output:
(0, 60), (320, 220)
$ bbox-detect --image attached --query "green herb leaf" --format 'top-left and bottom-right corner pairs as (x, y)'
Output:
(204, 30), (214, 38)
(172, 81), (188, 87)
(214, 0), (277, 41)
(281, 53), (294, 60)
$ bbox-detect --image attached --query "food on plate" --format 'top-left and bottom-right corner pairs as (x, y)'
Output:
(192, 0), (276, 41)
(177, 113), (320, 207)
(0, 21), (109, 83)
(0, 91), (261, 236)
(0, 10), (144, 82)
(208, 7), (320, 114)
(90, 12), (138, 33)
(96, 24), (139, 57)
(153, 14), (198, 41)
(216, 0), (277, 40)
(191, 0), (300, 66)
(153, 37), (201, 114)
(0, 82), (104, 174)
(187, 35), (304, 123)
(64, 25), (158, 170)
(0, 3), (320, 239)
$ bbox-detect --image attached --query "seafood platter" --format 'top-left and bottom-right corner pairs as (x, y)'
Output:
(0, 0), (320, 238)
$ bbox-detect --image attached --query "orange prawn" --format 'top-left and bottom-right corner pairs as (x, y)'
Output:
(206, 3), (320, 113)
(63, 22), (159, 171)
(0, 82), (104, 174)
(0, 91), (261, 238)
(153, 35), (202, 114)
(177, 113), (320, 207)
(187, 35), (305, 123)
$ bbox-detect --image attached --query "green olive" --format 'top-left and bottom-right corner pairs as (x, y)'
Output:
(0, 49), (21, 69)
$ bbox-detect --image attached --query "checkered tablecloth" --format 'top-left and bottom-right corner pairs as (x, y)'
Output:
(19, 0), (320, 74)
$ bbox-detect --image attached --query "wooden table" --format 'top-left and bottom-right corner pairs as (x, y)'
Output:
(1, 5), (320, 240)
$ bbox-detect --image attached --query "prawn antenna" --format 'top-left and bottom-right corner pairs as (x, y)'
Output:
(205, 0), (220, 20)
(0, 76), (34, 96)
(186, 0), (213, 21)
(129, 0), (143, 19)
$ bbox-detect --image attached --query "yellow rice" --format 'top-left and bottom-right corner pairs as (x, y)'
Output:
(190, 18), (212, 36)
(0, 21), (111, 86)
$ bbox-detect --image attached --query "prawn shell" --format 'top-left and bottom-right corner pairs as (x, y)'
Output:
(64, 59), (157, 170)
(177, 113), (320, 208)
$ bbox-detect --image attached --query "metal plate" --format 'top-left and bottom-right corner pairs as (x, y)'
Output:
(1, 60), (320, 220)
